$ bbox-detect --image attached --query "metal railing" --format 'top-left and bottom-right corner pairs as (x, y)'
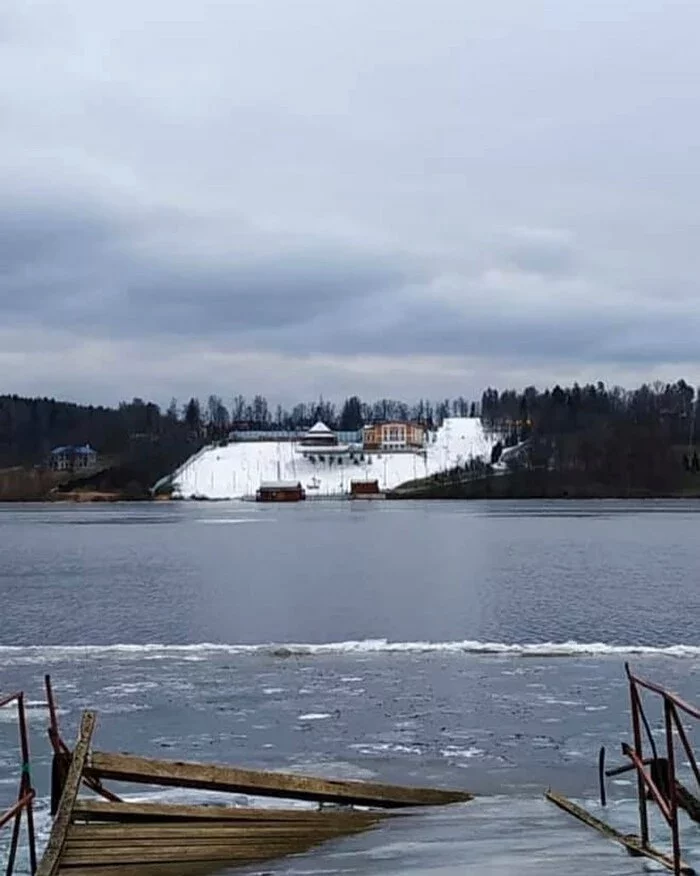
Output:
(618, 663), (700, 876)
(44, 675), (120, 812)
(0, 692), (36, 876)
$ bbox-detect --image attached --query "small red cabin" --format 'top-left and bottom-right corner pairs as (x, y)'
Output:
(256, 481), (306, 502)
(350, 479), (381, 498)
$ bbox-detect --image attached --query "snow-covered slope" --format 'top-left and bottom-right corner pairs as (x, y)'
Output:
(172, 418), (495, 499)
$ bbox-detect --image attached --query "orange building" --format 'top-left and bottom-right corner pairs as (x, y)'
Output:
(363, 422), (425, 452)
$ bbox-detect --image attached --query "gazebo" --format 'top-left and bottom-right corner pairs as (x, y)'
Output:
(299, 422), (338, 448)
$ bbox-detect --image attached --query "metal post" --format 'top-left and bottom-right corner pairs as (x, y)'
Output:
(16, 694), (36, 875)
(673, 711), (700, 792)
(45, 675), (60, 753)
(665, 700), (681, 876)
(630, 681), (650, 847)
(4, 803), (22, 876)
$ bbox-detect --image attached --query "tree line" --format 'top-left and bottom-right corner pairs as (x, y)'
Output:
(3, 380), (700, 496)
(480, 379), (700, 494)
(0, 392), (479, 477)
(181, 394), (479, 439)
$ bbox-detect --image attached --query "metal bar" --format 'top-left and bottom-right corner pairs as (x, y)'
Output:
(598, 746), (607, 806)
(639, 692), (660, 761)
(0, 792), (35, 830)
(4, 807), (22, 876)
(666, 700), (682, 876)
(672, 707), (700, 793)
(622, 744), (672, 822)
(0, 692), (21, 710)
(44, 675), (61, 754)
(626, 664), (700, 721)
(44, 676), (122, 804)
(629, 679), (651, 845)
(16, 693), (37, 874)
(606, 757), (654, 778)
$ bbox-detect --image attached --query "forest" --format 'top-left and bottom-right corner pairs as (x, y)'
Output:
(0, 379), (699, 497)
(0, 392), (472, 472)
(478, 379), (699, 495)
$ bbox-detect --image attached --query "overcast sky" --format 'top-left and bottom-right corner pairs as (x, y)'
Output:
(3, 1), (700, 407)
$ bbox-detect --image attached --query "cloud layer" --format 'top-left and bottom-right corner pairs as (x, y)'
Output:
(3, 0), (700, 404)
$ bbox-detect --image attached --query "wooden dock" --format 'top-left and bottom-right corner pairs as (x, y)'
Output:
(37, 711), (473, 876)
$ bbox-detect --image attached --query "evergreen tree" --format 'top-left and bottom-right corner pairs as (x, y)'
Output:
(184, 398), (202, 434)
(339, 396), (363, 430)
(166, 398), (179, 421)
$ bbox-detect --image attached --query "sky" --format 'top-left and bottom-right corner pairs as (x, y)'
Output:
(3, 0), (700, 408)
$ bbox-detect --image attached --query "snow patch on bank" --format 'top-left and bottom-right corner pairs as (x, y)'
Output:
(170, 418), (494, 499)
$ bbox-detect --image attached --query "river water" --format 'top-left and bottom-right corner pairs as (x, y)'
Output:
(2, 499), (700, 874)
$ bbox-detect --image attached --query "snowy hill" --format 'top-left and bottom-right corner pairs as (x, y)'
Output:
(171, 418), (495, 499)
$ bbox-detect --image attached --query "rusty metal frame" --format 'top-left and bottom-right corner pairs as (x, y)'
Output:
(623, 662), (700, 876)
(43, 675), (121, 806)
(0, 691), (37, 876)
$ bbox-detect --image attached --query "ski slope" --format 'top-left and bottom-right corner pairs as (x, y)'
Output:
(171, 418), (495, 499)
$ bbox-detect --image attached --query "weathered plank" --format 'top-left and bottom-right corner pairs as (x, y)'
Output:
(72, 799), (382, 823)
(66, 823), (373, 842)
(545, 789), (695, 875)
(87, 751), (471, 807)
(58, 866), (223, 876)
(58, 865), (224, 876)
(37, 712), (97, 876)
(60, 841), (318, 865)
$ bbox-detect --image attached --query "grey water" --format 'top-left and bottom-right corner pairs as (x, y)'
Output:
(2, 499), (700, 874)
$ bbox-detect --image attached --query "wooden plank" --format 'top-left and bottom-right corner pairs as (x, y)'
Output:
(60, 841), (320, 865)
(545, 789), (695, 875)
(37, 712), (97, 876)
(68, 821), (374, 837)
(73, 799), (383, 823)
(66, 827), (372, 845)
(58, 865), (224, 876)
(64, 834), (366, 851)
(58, 865), (225, 876)
(87, 751), (472, 807)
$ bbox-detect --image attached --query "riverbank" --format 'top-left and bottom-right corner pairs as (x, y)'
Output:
(389, 468), (700, 499)
(0, 462), (159, 502)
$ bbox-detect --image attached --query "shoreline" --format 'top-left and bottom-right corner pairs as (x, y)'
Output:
(4, 491), (700, 503)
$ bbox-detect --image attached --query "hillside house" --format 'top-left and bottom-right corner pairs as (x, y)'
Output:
(49, 444), (98, 473)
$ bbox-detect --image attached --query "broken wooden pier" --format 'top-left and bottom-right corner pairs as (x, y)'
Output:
(1, 674), (470, 876)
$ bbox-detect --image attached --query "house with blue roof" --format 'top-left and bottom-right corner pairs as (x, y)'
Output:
(49, 444), (98, 473)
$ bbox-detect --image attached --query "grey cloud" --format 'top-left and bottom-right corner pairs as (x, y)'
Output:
(2, 196), (700, 378)
(0, 207), (114, 284)
(500, 231), (577, 277)
(0, 200), (422, 337)
(3, 0), (700, 402)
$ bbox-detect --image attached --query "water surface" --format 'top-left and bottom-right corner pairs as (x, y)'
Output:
(2, 500), (700, 874)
